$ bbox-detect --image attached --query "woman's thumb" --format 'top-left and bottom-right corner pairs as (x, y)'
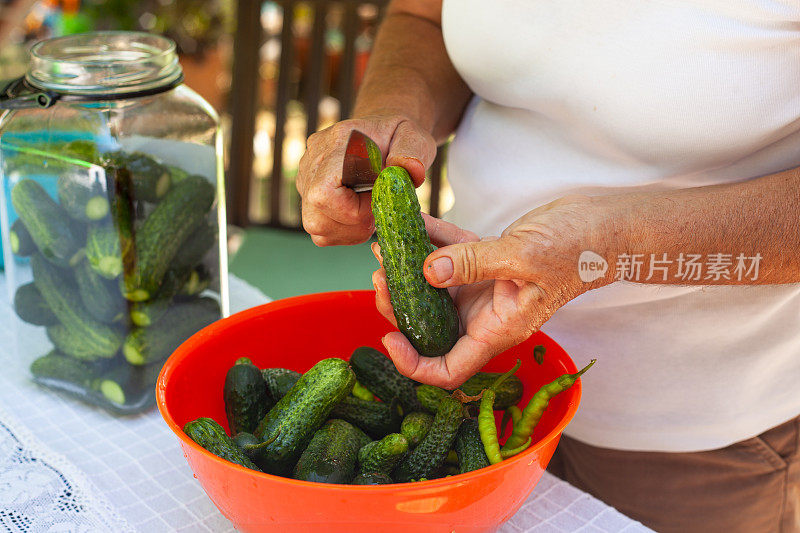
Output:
(423, 237), (523, 287)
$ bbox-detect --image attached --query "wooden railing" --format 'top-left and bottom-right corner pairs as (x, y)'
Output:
(226, 0), (446, 229)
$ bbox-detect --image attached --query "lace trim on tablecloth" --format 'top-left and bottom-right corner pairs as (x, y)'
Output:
(0, 407), (134, 533)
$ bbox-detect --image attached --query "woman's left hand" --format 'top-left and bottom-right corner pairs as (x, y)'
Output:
(371, 195), (617, 388)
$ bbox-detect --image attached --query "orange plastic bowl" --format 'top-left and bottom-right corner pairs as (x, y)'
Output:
(157, 290), (583, 533)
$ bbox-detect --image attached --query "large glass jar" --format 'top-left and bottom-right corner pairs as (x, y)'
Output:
(0, 32), (228, 414)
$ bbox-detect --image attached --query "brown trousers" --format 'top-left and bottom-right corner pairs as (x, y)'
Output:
(547, 416), (800, 533)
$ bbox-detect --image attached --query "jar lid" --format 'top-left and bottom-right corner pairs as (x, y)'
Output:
(1, 31), (183, 109)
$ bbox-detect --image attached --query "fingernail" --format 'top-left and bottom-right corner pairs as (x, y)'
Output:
(428, 257), (454, 283)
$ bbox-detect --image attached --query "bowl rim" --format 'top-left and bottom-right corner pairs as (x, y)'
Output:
(156, 290), (582, 491)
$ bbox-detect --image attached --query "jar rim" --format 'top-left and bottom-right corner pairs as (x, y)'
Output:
(26, 31), (183, 97)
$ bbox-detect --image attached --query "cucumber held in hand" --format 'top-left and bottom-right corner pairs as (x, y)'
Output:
(32, 254), (124, 357)
(253, 358), (355, 476)
(14, 283), (59, 326)
(224, 358), (271, 435)
(122, 176), (215, 301)
(123, 297), (220, 365)
(184, 417), (260, 471)
(9, 219), (36, 257)
(293, 419), (368, 484)
(371, 166), (459, 357)
(11, 179), (83, 265)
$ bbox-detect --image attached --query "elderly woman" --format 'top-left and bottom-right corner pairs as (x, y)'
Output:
(295, 1), (800, 531)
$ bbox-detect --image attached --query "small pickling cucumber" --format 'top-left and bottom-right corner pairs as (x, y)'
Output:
(357, 433), (408, 476)
(9, 219), (36, 257)
(293, 419), (368, 484)
(123, 297), (220, 365)
(46, 324), (121, 361)
(32, 254), (124, 357)
(171, 220), (216, 272)
(459, 372), (524, 410)
(178, 264), (210, 298)
(104, 151), (172, 202)
(261, 368), (301, 400)
(393, 396), (464, 482)
(352, 472), (393, 485)
(129, 267), (193, 327)
(224, 358), (271, 435)
(183, 418), (260, 471)
(92, 363), (162, 407)
(352, 381), (375, 401)
(85, 223), (124, 280)
(73, 258), (127, 324)
(455, 418), (490, 474)
(400, 412), (434, 449)
(122, 176), (215, 301)
(349, 346), (422, 413)
(330, 395), (402, 439)
(11, 179), (83, 265)
(253, 358), (355, 476)
(30, 351), (96, 390)
(416, 384), (449, 414)
(13, 283), (59, 326)
(371, 166), (460, 357)
(57, 174), (109, 222)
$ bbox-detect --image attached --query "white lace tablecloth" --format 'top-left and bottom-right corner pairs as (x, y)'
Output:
(0, 272), (651, 533)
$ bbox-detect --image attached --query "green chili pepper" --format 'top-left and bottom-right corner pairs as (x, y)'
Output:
(478, 359), (522, 465)
(533, 345), (546, 365)
(500, 437), (531, 459)
(502, 359), (595, 451)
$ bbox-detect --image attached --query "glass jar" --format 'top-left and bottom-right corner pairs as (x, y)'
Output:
(0, 32), (228, 414)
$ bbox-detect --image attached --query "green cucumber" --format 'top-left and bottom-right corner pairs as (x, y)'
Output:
(352, 472), (393, 485)
(416, 384), (449, 414)
(352, 381), (375, 401)
(393, 396), (464, 482)
(30, 351), (95, 390)
(123, 297), (220, 365)
(179, 264), (210, 298)
(74, 258), (127, 323)
(32, 254), (124, 356)
(253, 358), (355, 476)
(85, 223), (124, 280)
(104, 151), (172, 202)
(122, 176), (215, 301)
(400, 412), (434, 449)
(224, 359), (271, 435)
(92, 362), (162, 406)
(57, 174), (108, 222)
(371, 166), (460, 357)
(46, 324), (119, 361)
(129, 267), (193, 326)
(261, 368), (301, 400)
(455, 418), (490, 474)
(358, 433), (408, 476)
(183, 417), (260, 471)
(349, 346), (422, 413)
(167, 165), (190, 184)
(9, 219), (36, 256)
(459, 372), (524, 410)
(330, 395), (402, 439)
(13, 283), (59, 326)
(172, 220), (216, 272)
(11, 179), (83, 265)
(293, 419), (368, 484)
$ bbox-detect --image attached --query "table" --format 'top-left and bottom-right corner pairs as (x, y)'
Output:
(0, 272), (651, 532)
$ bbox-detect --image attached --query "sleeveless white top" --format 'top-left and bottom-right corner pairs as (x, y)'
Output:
(441, 0), (800, 452)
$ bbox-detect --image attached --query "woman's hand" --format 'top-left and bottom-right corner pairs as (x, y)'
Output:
(296, 115), (436, 246)
(371, 195), (617, 388)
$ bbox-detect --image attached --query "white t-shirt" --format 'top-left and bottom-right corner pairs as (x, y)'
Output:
(441, 0), (800, 452)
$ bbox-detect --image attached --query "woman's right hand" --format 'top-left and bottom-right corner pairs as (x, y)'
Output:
(296, 115), (436, 246)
